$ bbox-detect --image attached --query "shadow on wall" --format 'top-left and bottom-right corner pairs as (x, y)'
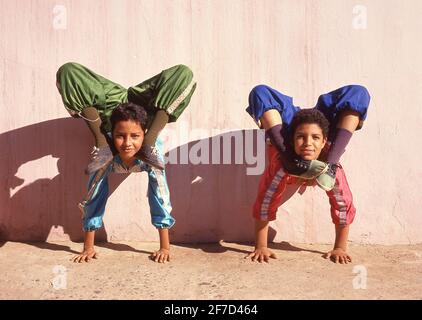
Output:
(165, 129), (265, 243)
(0, 118), (128, 246)
(0, 121), (281, 246)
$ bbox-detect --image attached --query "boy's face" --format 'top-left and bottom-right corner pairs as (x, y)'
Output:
(293, 123), (327, 160)
(113, 120), (144, 163)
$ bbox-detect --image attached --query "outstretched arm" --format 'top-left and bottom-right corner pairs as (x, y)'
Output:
(323, 225), (352, 264)
(147, 163), (174, 263)
(246, 220), (277, 263)
(151, 228), (170, 263)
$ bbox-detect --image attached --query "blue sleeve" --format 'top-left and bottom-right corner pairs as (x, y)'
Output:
(146, 138), (175, 229)
(147, 167), (175, 229)
(80, 166), (112, 232)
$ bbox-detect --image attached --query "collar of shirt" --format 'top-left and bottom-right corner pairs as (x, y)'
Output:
(112, 155), (147, 173)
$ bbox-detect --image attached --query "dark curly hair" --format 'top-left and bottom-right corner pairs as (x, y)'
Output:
(110, 102), (148, 134)
(289, 109), (330, 141)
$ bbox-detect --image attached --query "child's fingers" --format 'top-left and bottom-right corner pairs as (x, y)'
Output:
(270, 252), (277, 259)
(154, 251), (166, 262)
(323, 252), (331, 259)
(72, 254), (81, 262)
(159, 253), (168, 263)
(87, 253), (96, 261)
(245, 252), (255, 259)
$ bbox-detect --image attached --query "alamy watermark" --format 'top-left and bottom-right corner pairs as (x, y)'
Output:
(160, 121), (266, 175)
(52, 265), (67, 290)
(352, 265), (367, 289)
(53, 5), (67, 30)
(352, 5), (367, 30)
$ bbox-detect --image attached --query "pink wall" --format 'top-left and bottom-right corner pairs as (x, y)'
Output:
(1, 0), (421, 244)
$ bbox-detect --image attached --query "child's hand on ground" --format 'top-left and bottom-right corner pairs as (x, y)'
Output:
(323, 248), (352, 264)
(246, 247), (277, 263)
(151, 248), (170, 263)
(71, 247), (98, 263)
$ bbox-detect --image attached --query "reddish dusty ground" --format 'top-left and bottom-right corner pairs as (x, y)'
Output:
(0, 241), (421, 300)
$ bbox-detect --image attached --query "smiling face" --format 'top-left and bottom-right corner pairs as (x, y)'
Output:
(293, 123), (327, 160)
(112, 120), (144, 165)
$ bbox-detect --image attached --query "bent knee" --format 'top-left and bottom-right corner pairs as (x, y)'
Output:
(348, 84), (370, 99)
(56, 62), (81, 79)
(173, 64), (193, 77)
(250, 84), (272, 96)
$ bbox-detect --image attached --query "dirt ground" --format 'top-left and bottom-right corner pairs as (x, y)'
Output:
(0, 241), (421, 300)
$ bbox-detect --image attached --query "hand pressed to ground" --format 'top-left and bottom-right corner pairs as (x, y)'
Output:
(71, 247), (98, 263)
(151, 248), (170, 263)
(323, 248), (352, 264)
(246, 247), (277, 263)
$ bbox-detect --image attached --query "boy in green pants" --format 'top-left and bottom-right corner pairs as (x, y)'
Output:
(56, 62), (196, 172)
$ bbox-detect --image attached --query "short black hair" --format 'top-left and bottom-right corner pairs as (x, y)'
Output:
(110, 102), (148, 133)
(289, 109), (329, 140)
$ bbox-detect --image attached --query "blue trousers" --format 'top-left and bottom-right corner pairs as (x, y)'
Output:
(78, 138), (175, 231)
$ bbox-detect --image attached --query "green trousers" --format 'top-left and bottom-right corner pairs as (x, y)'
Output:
(56, 62), (196, 132)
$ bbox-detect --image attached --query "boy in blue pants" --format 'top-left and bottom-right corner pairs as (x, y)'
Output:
(73, 103), (174, 263)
